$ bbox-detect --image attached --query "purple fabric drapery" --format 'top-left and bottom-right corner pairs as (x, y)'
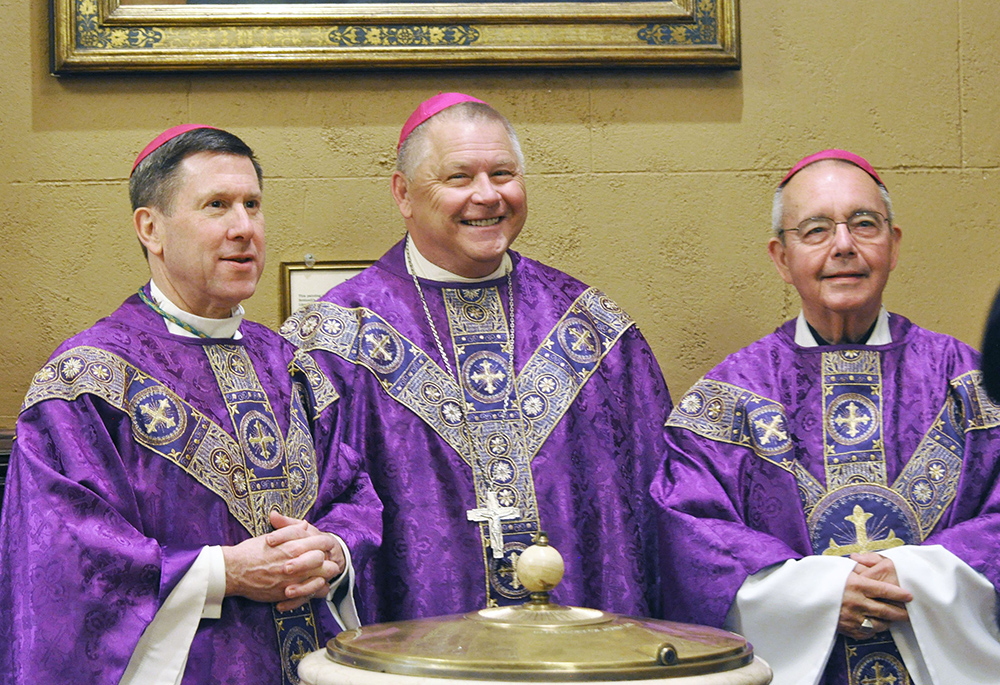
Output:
(282, 240), (672, 623)
(653, 315), (1000, 683)
(0, 293), (383, 684)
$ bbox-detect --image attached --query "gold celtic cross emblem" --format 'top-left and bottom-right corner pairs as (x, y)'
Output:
(754, 415), (787, 445)
(365, 332), (394, 362)
(140, 399), (176, 433)
(471, 360), (506, 394)
(835, 401), (871, 438)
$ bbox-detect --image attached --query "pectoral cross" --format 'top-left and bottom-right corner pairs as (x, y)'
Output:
(822, 504), (904, 556)
(467, 490), (519, 559)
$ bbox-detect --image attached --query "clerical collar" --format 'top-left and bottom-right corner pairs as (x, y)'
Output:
(404, 234), (512, 283)
(148, 280), (244, 340)
(794, 307), (891, 347)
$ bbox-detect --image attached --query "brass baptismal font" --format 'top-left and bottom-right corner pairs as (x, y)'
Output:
(298, 535), (772, 684)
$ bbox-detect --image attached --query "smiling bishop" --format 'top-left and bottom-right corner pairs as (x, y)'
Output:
(282, 93), (672, 623)
(653, 149), (1000, 685)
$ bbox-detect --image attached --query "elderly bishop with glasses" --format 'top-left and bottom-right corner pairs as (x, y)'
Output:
(653, 150), (1000, 684)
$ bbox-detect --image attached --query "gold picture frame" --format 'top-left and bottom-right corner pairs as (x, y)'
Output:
(51, 0), (739, 73)
(279, 260), (372, 321)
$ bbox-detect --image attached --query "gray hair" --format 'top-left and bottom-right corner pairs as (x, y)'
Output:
(396, 101), (525, 179)
(771, 173), (894, 238)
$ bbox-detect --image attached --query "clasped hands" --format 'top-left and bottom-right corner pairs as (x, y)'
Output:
(838, 552), (913, 640)
(223, 510), (346, 612)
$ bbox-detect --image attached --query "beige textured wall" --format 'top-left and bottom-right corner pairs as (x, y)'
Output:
(2, 1), (1000, 429)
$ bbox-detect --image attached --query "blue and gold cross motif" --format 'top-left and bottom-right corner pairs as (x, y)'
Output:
(821, 504), (904, 557)
(140, 398), (175, 432)
(663, 350), (1000, 685)
(240, 411), (282, 470)
(359, 322), (404, 374)
(131, 386), (187, 446)
(463, 351), (510, 404)
(558, 317), (602, 365)
(25, 343), (321, 685)
(748, 405), (792, 458)
(283, 284), (634, 608)
(827, 393), (878, 446)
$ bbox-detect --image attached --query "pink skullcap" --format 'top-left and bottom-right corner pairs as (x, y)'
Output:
(132, 124), (219, 175)
(398, 92), (488, 150)
(779, 149), (885, 189)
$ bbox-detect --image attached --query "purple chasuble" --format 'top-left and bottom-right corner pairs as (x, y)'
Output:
(0, 291), (382, 684)
(281, 240), (672, 623)
(652, 315), (1000, 684)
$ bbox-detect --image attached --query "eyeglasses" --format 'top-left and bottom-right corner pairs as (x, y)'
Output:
(781, 211), (888, 246)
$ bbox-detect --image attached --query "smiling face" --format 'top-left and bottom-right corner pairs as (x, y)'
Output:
(134, 151), (265, 318)
(391, 116), (527, 278)
(768, 160), (901, 339)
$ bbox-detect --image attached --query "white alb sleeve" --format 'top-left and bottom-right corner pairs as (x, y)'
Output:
(119, 545), (222, 685)
(880, 544), (1000, 685)
(325, 534), (360, 631)
(725, 556), (855, 685)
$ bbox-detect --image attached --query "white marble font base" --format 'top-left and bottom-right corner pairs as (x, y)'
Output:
(298, 651), (772, 685)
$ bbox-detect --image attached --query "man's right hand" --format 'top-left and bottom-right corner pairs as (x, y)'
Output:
(222, 511), (341, 611)
(837, 552), (913, 640)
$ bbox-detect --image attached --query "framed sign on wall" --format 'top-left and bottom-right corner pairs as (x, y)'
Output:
(280, 260), (372, 321)
(51, 0), (739, 72)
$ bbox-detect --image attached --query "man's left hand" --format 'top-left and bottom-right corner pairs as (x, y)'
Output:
(266, 511), (346, 612)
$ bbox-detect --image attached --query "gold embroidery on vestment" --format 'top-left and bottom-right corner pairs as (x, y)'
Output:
(23, 345), (318, 535)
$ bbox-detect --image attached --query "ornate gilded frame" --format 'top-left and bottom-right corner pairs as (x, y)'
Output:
(51, 0), (739, 73)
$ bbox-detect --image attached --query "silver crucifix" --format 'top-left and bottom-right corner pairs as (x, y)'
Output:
(467, 490), (519, 558)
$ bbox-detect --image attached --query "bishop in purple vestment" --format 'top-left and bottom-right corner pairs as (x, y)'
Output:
(0, 127), (382, 685)
(653, 150), (1000, 684)
(282, 93), (671, 623)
